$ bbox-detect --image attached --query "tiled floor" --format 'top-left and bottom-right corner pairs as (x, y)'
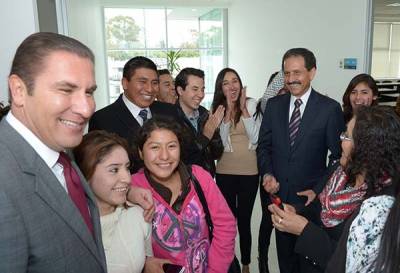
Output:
(235, 187), (280, 273)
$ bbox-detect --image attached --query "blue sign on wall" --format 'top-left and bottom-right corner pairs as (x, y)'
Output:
(343, 58), (357, 69)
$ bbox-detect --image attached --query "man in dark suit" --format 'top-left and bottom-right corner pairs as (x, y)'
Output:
(257, 48), (344, 273)
(89, 56), (177, 138)
(0, 32), (107, 273)
(174, 67), (224, 176)
(89, 56), (177, 172)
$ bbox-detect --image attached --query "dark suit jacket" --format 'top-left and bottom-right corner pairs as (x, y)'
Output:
(257, 89), (345, 205)
(89, 95), (178, 172)
(175, 103), (223, 176)
(0, 119), (106, 273)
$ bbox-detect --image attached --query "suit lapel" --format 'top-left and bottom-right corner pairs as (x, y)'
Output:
(291, 89), (318, 152)
(72, 160), (106, 267)
(113, 95), (141, 131)
(280, 94), (291, 156)
(0, 120), (105, 270)
(34, 159), (105, 269)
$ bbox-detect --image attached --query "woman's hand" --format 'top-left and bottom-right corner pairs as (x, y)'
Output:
(223, 90), (234, 123)
(268, 203), (308, 235)
(239, 87), (250, 118)
(143, 257), (170, 273)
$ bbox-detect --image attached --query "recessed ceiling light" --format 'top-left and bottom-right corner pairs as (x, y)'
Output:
(387, 2), (400, 6)
(191, 9), (197, 12)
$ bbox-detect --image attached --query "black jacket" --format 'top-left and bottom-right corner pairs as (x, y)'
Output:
(175, 103), (223, 177)
(89, 95), (178, 172)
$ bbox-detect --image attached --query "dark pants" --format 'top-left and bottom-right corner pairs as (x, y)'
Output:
(258, 181), (274, 273)
(276, 229), (300, 273)
(216, 173), (259, 266)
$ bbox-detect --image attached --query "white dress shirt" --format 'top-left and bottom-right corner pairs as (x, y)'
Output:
(122, 94), (151, 126)
(288, 86), (312, 121)
(6, 112), (68, 191)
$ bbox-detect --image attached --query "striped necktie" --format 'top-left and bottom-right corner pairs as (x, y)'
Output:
(289, 99), (302, 146)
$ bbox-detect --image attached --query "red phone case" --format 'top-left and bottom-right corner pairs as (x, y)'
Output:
(270, 193), (284, 209)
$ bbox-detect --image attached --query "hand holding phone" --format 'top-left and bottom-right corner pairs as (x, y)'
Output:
(163, 263), (185, 273)
(270, 193), (284, 210)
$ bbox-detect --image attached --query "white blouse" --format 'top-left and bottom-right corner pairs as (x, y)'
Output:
(101, 206), (153, 273)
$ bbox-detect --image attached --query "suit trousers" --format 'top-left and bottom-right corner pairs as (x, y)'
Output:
(216, 173), (259, 265)
(258, 181), (274, 273)
(276, 229), (300, 273)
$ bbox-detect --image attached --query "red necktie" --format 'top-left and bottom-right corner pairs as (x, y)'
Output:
(58, 152), (94, 235)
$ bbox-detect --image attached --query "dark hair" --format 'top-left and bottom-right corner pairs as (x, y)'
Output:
(9, 32), (94, 98)
(134, 117), (184, 158)
(73, 130), (130, 180)
(342, 73), (379, 123)
(374, 188), (400, 273)
(123, 56), (157, 81)
(211, 68), (243, 126)
(346, 106), (400, 197)
(372, 110), (400, 273)
(281, 48), (316, 71)
(174, 67), (204, 91)
(267, 71), (279, 86)
(158, 69), (171, 76)
(0, 102), (10, 121)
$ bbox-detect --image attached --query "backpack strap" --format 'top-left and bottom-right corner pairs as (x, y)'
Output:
(186, 165), (214, 241)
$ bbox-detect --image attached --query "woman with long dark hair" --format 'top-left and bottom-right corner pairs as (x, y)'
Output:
(131, 117), (236, 273)
(342, 73), (378, 123)
(268, 106), (396, 273)
(211, 68), (261, 273)
(325, 106), (400, 273)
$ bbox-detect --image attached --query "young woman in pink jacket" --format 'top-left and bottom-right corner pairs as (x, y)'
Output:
(131, 117), (236, 273)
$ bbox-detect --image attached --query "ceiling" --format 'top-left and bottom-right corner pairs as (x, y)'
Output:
(374, 0), (400, 22)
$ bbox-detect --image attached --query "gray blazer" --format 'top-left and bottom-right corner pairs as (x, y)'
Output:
(0, 119), (107, 273)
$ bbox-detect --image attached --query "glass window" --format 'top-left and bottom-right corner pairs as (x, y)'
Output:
(103, 7), (226, 105)
(371, 22), (400, 78)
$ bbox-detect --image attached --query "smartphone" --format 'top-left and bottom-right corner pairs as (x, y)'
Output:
(163, 263), (185, 273)
(270, 193), (284, 210)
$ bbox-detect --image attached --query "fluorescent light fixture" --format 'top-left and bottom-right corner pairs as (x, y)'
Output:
(191, 9), (197, 11)
(387, 2), (400, 6)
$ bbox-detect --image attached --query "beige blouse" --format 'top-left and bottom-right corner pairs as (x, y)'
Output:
(216, 119), (258, 175)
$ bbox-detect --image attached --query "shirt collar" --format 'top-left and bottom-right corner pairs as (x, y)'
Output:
(122, 93), (150, 119)
(290, 85), (312, 106)
(186, 108), (200, 120)
(144, 162), (190, 213)
(6, 112), (59, 169)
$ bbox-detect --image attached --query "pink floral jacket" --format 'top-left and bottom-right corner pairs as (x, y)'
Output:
(131, 165), (236, 273)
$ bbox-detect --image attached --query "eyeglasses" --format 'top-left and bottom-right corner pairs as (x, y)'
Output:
(340, 132), (353, 142)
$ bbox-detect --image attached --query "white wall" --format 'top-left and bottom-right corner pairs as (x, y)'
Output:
(0, 0), (38, 104)
(228, 0), (371, 103)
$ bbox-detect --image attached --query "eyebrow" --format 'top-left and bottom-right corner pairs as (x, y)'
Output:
(53, 81), (97, 92)
(107, 163), (122, 167)
(223, 78), (238, 82)
(137, 76), (159, 82)
(147, 140), (178, 145)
